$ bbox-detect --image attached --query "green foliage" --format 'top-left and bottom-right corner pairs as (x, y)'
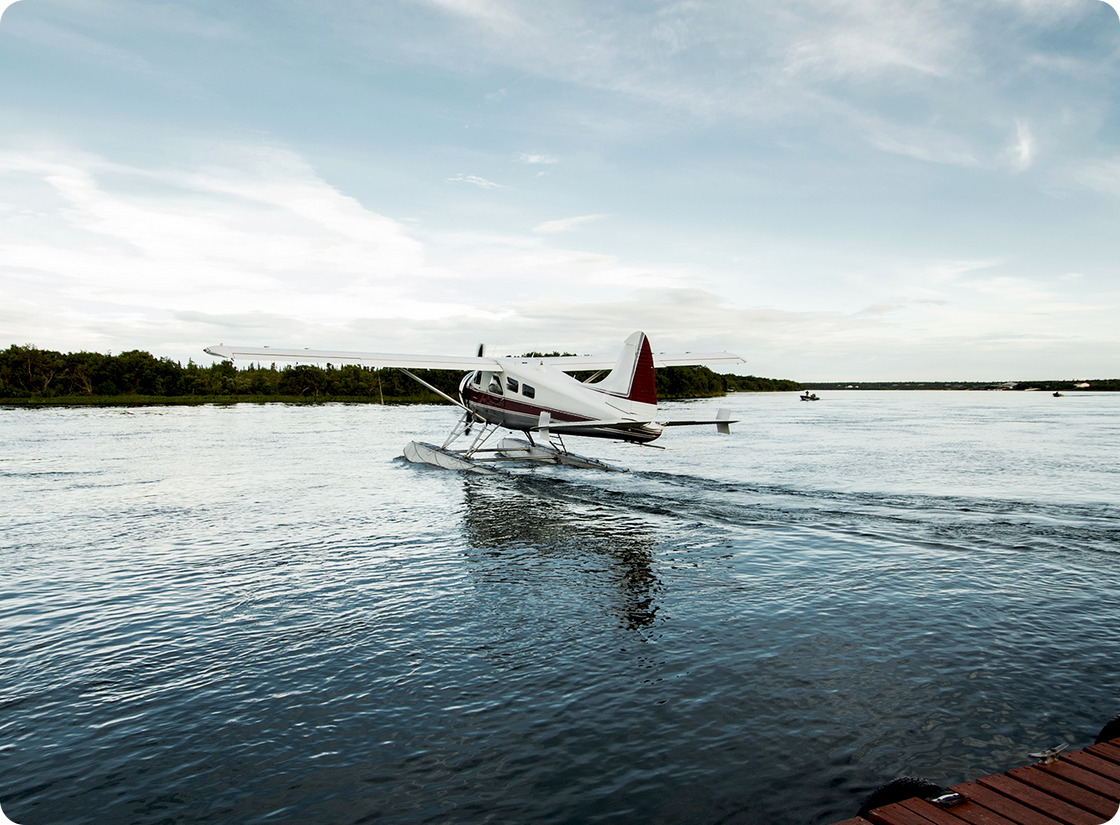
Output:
(0, 345), (462, 403)
(656, 365), (726, 398)
(721, 374), (803, 393)
(654, 368), (801, 398)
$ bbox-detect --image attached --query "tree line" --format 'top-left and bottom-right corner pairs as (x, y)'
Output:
(0, 344), (802, 404)
(803, 380), (1120, 391)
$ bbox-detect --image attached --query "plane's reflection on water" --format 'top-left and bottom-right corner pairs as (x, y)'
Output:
(459, 475), (663, 630)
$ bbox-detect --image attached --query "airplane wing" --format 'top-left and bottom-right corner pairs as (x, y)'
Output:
(203, 345), (501, 371)
(538, 352), (745, 372)
(203, 344), (745, 373)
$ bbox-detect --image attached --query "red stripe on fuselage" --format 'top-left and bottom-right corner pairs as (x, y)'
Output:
(463, 387), (592, 422)
(462, 387), (660, 443)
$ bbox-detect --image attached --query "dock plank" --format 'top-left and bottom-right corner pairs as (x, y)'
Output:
(952, 781), (1065, 825)
(897, 798), (970, 825)
(1063, 752), (1120, 785)
(899, 797), (1026, 825)
(868, 801), (944, 825)
(1042, 761), (1120, 802)
(1086, 744), (1120, 766)
(975, 773), (1105, 825)
(1005, 766), (1118, 820)
(911, 796), (1027, 825)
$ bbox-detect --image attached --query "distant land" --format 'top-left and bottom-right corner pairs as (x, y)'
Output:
(803, 380), (1120, 392)
(0, 344), (799, 405)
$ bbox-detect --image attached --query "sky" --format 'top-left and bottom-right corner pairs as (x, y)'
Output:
(1, 0), (1118, 380)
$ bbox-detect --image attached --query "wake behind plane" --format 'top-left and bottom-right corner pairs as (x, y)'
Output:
(204, 331), (745, 473)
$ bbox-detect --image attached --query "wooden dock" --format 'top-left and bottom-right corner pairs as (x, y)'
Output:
(835, 738), (1120, 825)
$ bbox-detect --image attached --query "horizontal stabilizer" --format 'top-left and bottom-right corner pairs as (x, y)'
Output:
(657, 418), (739, 427)
(660, 409), (736, 433)
(532, 414), (738, 435)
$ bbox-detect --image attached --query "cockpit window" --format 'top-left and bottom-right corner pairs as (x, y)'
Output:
(506, 377), (519, 393)
(488, 376), (503, 395)
(522, 384), (535, 399)
(471, 371), (481, 386)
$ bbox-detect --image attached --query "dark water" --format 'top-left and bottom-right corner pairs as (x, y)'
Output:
(2, 392), (1119, 825)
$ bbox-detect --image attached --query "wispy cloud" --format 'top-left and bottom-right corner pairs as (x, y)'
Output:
(1071, 157), (1120, 197)
(344, 0), (1115, 172)
(841, 101), (983, 167)
(517, 153), (558, 164)
(532, 214), (607, 234)
(1005, 120), (1035, 172)
(13, 16), (159, 78)
(446, 173), (507, 189)
(996, 0), (1101, 20)
(780, 2), (958, 82)
(0, 145), (441, 333)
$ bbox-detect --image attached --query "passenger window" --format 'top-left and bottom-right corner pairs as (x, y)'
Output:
(506, 377), (519, 393)
(522, 384), (535, 399)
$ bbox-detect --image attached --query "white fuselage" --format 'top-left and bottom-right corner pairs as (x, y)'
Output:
(460, 360), (662, 443)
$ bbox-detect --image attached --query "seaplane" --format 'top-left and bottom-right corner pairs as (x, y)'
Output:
(203, 331), (745, 474)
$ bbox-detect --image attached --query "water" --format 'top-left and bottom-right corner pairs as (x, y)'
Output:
(2, 391), (1119, 825)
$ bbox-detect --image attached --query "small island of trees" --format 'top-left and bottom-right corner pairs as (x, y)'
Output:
(0, 345), (803, 406)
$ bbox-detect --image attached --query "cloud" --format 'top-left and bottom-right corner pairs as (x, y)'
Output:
(446, 173), (507, 189)
(12, 16), (159, 79)
(335, 0), (1117, 176)
(866, 129), (982, 167)
(1005, 120), (1035, 172)
(997, 0), (1107, 19)
(1071, 157), (1120, 197)
(532, 214), (607, 234)
(420, 0), (521, 30)
(780, 3), (958, 82)
(0, 144), (702, 358)
(517, 153), (558, 164)
(0, 145), (445, 342)
(3, 129), (1112, 377)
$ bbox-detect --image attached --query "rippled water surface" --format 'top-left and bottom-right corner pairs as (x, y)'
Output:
(3, 392), (1119, 825)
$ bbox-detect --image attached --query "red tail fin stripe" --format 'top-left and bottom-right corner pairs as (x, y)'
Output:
(628, 333), (657, 405)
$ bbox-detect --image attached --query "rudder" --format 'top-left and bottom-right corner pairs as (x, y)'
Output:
(589, 331), (658, 405)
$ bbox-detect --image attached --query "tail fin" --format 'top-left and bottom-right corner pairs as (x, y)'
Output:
(588, 331), (658, 405)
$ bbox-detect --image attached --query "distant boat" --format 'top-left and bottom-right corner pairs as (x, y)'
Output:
(1053, 391), (1063, 397)
(800, 391), (820, 401)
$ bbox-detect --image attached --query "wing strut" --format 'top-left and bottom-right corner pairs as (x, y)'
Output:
(398, 368), (484, 422)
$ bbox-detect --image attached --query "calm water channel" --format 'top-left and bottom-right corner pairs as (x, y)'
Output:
(2, 391), (1119, 825)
